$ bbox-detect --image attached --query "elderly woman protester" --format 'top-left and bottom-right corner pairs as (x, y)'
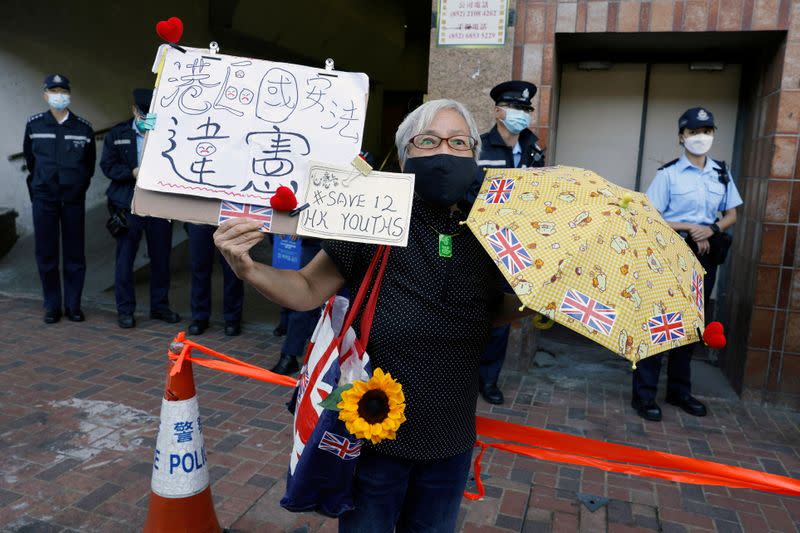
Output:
(214, 99), (524, 533)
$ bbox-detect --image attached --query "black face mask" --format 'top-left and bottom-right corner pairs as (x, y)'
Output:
(404, 154), (479, 208)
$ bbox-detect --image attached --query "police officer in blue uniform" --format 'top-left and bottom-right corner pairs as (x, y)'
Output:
(187, 223), (244, 336)
(633, 107), (743, 421)
(23, 74), (95, 323)
(101, 89), (180, 328)
(475, 80), (545, 404)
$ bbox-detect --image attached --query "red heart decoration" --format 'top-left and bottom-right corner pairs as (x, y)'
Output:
(705, 321), (724, 336)
(156, 17), (184, 44)
(270, 186), (298, 212)
(705, 333), (727, 350)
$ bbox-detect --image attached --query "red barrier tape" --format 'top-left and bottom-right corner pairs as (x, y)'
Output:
(166, 335), (800, 499)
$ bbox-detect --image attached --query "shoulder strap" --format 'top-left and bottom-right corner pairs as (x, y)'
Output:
(658, 158), (679, 171)
(712, 159), (729, 213)
(337, 245), (391, 348)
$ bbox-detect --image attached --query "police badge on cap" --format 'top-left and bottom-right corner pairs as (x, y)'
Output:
(43, 74), (71, 91)
(678, 107), (716, 130)
(490, 80), (538, 110)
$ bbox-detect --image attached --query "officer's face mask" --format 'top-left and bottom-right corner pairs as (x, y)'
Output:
(501, 108), (531, 135)
(47, 92), (70, 111)
(404, 153), (478, 208)
(135, 112), (157, 134)
(683, 133), (714, 156)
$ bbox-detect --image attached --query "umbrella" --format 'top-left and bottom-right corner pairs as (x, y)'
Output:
(465, 165), (707, 366)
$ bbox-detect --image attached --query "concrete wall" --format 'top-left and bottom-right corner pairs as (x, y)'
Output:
(0, 1), (211, 236)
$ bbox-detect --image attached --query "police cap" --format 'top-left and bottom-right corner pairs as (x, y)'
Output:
(133, 88), (153, 113)
(490, 80), (537, 110)
(43, 74), (70, 91)
(678, 107), (716, 131)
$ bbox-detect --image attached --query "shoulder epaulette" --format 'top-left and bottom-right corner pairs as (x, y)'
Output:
(27, 113), (44, 123)
(657, 158), (679, 171)
(75, 115), (93, 127)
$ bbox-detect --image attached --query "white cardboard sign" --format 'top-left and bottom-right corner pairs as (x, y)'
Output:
(137, 46), (369, 207)
(296, 162), (415, 246)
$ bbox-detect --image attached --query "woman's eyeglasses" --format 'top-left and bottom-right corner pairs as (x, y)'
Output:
(408, 134), (477, 151)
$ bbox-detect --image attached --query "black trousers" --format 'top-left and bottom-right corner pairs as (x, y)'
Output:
(632, 252), (718, 402)
(187, 224), (244, 322)
(32, 197), (86, 313)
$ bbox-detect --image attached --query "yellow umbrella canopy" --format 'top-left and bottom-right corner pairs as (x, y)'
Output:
(465, 166), (707, 366)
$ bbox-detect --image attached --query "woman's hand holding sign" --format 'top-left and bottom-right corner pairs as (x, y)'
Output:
(214, 219), (265, 279)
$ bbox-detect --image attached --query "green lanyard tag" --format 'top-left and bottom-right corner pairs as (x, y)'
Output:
(439, 234), (453, 258)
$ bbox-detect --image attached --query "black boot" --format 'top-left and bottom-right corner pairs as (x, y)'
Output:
(271, 354), (299, 375)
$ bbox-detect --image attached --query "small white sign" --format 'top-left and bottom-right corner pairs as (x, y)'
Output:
(437, 0), (508, 47)
(296, 162), (415, 246)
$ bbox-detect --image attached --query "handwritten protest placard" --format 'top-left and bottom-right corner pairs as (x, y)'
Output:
(137, 46), (369, 206)
(296, 162), (415, 247)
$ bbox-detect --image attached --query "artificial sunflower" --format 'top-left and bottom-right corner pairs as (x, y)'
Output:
(337, 368), (406, 444)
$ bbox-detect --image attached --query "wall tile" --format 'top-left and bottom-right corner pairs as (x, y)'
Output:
(790, 182), (800, 224)
(651, 0), (675, 30)
(538, 85), (552, 127)
(772, 135), (798, 178)
(521, 43), (544, 85)
(778, 267), (792, 307)
(576, 1), (588, 32)
(542, 44), (554, 86)
(761, 91), (780, 136)
(525, 3), (547, 44)
(764, 180), (791, 222)
(742, 0), (755, 29)
(743, 349), (769, 387)
(545, 2), (557, 43)
(789, 0), (800, 41)
(684, 0), (710, 30)
(673, 0), (686, 30)
(607, 0), (619, 32)
(783, 221), (798, 267)
(767, 349), (781, 389)
(718, 0), (745, 30)
(639, 0), (652, 31)
(512, 45), (524, 80)
(785, 312), (800, 351)
(778, 0), (791, 29)
(618, 0), (641, 31)
(708, 0), (720, 30)
(777, 90), (800, 134)
(749, 308), (775, 348)
(783, 41), (800, 91)
(587, 1), (610, 32)
(752, 0), (780, 29)
(759, 224), (787, 264)
(779, 354), (800, 393)
(755, 266), (780, 306)
(791, 271), (800, 308)
(555, 2), (577, 33)
(773, 310), (787, 351)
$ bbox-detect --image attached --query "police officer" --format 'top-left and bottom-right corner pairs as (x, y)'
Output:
(476, 80), (545, 405)
(101, 89), (180, 328)
(187, 223), (244, 336)
(632, 107), (743, 421)
(23, 74), (95, 323)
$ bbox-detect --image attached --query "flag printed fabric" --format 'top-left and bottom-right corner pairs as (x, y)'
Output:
(485, 177), (515, 204)
(487, 227), (533, 275)
(217, 201), (273, 232)
(648, 312), (686, 344)
(559, 288), (617, 336)
(691, 269), (704, 312)
(281, 246), (388, 517)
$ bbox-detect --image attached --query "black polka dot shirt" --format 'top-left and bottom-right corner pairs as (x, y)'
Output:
(323, 197), (503, 460)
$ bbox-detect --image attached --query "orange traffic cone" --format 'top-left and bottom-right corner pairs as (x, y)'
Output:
(143, 336), (221, 533)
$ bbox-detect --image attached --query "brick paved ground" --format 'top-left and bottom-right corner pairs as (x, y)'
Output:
(0, 293), (798, 532)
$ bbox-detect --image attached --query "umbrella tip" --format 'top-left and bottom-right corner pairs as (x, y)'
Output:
(620, 193), (633, 209)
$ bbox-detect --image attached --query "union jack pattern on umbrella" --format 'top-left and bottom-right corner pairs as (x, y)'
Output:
(487, 228), (533, 275)
(691, 269), (704, 312)
(559, 288), (617, 336)
(485, 177), (515, 204)
(218, 201), (273, 232)
(648, 312), (686, 344)
(318, 431), (362, 460)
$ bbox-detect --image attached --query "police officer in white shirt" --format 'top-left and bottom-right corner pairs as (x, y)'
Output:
(633, 107), (743, 421)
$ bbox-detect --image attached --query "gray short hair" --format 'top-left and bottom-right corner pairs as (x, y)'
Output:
(394, 99), (481, 169)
